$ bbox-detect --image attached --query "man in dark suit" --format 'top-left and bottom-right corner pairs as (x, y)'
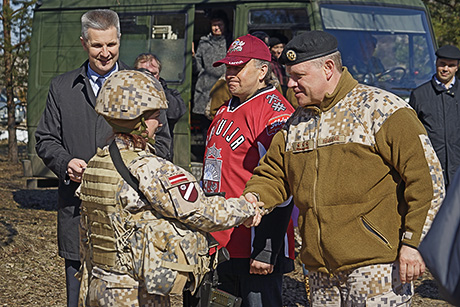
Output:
(35, 9), (170, 306)
(409, 45), (460, 189)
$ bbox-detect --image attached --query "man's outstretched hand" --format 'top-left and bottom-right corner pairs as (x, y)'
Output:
(241, 193), (264, 227)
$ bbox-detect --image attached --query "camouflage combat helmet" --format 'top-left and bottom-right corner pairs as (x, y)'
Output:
(96, 70), (168, 131)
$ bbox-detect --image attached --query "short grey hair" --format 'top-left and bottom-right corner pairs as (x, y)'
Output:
(253, 59), (277, 86)
(310, 51), (343, 71)
(81, 9), (121, 42)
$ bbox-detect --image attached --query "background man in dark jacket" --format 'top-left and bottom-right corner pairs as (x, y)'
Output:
(409, 45), (460, 188)
(134, 52), (187, 161)
(35, 9), (170, 306)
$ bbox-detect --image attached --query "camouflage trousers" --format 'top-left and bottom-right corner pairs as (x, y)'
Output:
(87, 268), (171, 307)
(308, 263), (413, 306)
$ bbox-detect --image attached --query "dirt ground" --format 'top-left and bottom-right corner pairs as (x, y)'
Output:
(0, 141), (453, 306)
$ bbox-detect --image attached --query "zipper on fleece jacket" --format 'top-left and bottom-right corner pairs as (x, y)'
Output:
(311, 108), (332, 274)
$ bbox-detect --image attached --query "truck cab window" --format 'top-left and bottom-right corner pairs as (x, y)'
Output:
(321, 4), (436, 99)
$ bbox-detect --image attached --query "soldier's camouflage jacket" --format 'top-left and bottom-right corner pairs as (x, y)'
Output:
(77, 139), (256, 305)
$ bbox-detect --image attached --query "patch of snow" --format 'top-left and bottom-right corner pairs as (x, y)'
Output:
(0, 129), (28, 142)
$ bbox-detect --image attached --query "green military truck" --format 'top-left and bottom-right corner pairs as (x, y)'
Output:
(25, 0), (437, 183)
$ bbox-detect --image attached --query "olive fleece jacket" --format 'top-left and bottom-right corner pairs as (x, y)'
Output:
(244, 68), (445, 274)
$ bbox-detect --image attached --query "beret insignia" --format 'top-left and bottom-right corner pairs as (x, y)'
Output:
(286, 50), (297, 62)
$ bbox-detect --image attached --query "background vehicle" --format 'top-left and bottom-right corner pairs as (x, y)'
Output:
(25, 0), (436, 179)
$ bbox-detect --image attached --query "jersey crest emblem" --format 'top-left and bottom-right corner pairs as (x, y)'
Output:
(203, 144), (223, 194)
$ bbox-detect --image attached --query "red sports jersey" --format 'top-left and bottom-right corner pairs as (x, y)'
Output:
(203, 86), (295, 258)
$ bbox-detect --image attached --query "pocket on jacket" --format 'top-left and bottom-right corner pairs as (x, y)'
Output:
(361, 216), (392, 249)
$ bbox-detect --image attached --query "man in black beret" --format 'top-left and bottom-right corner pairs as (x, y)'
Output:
(244, 30), (444, 305)
(409, 45), (460, 189)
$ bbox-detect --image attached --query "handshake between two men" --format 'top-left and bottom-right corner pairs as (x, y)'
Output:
(241, 193), (265, 228)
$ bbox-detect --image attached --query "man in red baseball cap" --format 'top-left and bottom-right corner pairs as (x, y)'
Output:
(213, 33), (271, 66)
(202, 34), (296, 306)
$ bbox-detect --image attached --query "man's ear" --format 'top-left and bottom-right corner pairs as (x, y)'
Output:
(80, 37), (88, 52)
(324, 59), (335, 81)
(259, 64), (269, 82)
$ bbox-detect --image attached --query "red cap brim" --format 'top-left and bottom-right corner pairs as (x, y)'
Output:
(213, 56), (252, 67)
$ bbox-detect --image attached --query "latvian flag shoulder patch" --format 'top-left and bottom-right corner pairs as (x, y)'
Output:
(168, 173), (188, 186)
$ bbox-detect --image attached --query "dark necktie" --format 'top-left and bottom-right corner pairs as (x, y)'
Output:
(96, 76), (105, 96)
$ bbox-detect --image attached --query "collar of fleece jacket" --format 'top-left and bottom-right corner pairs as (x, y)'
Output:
(306, 67), (358, 113)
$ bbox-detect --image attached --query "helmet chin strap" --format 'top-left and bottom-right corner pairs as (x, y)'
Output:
(131, 116), (156, 146)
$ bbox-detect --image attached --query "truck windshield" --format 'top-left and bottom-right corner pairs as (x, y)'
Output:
(321, 4), (436, 99)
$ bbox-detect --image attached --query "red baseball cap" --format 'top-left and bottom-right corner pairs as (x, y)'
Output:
(213, 34), (272, 67)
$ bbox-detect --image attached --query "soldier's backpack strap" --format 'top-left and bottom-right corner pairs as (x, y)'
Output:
(109, 140), (147, 201)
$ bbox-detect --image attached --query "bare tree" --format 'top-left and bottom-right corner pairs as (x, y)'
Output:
(0, 0), (35, 162)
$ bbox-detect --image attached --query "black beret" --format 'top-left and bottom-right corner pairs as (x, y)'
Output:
(279, 31), (338, 65)
(269, 37), (282, 48)
(269, 35), (288, 48)
(436, 45), (460, 60)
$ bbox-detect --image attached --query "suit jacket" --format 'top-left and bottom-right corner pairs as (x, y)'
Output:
(419, 168), (460, 305)
(35, 60), (171, 260)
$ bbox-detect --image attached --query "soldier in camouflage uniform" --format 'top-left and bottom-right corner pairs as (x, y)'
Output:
(243, 31), (445, 306)
(77, 70), (261, 306)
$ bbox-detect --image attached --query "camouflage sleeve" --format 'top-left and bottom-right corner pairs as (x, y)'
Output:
(127, 155), (256, 232)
